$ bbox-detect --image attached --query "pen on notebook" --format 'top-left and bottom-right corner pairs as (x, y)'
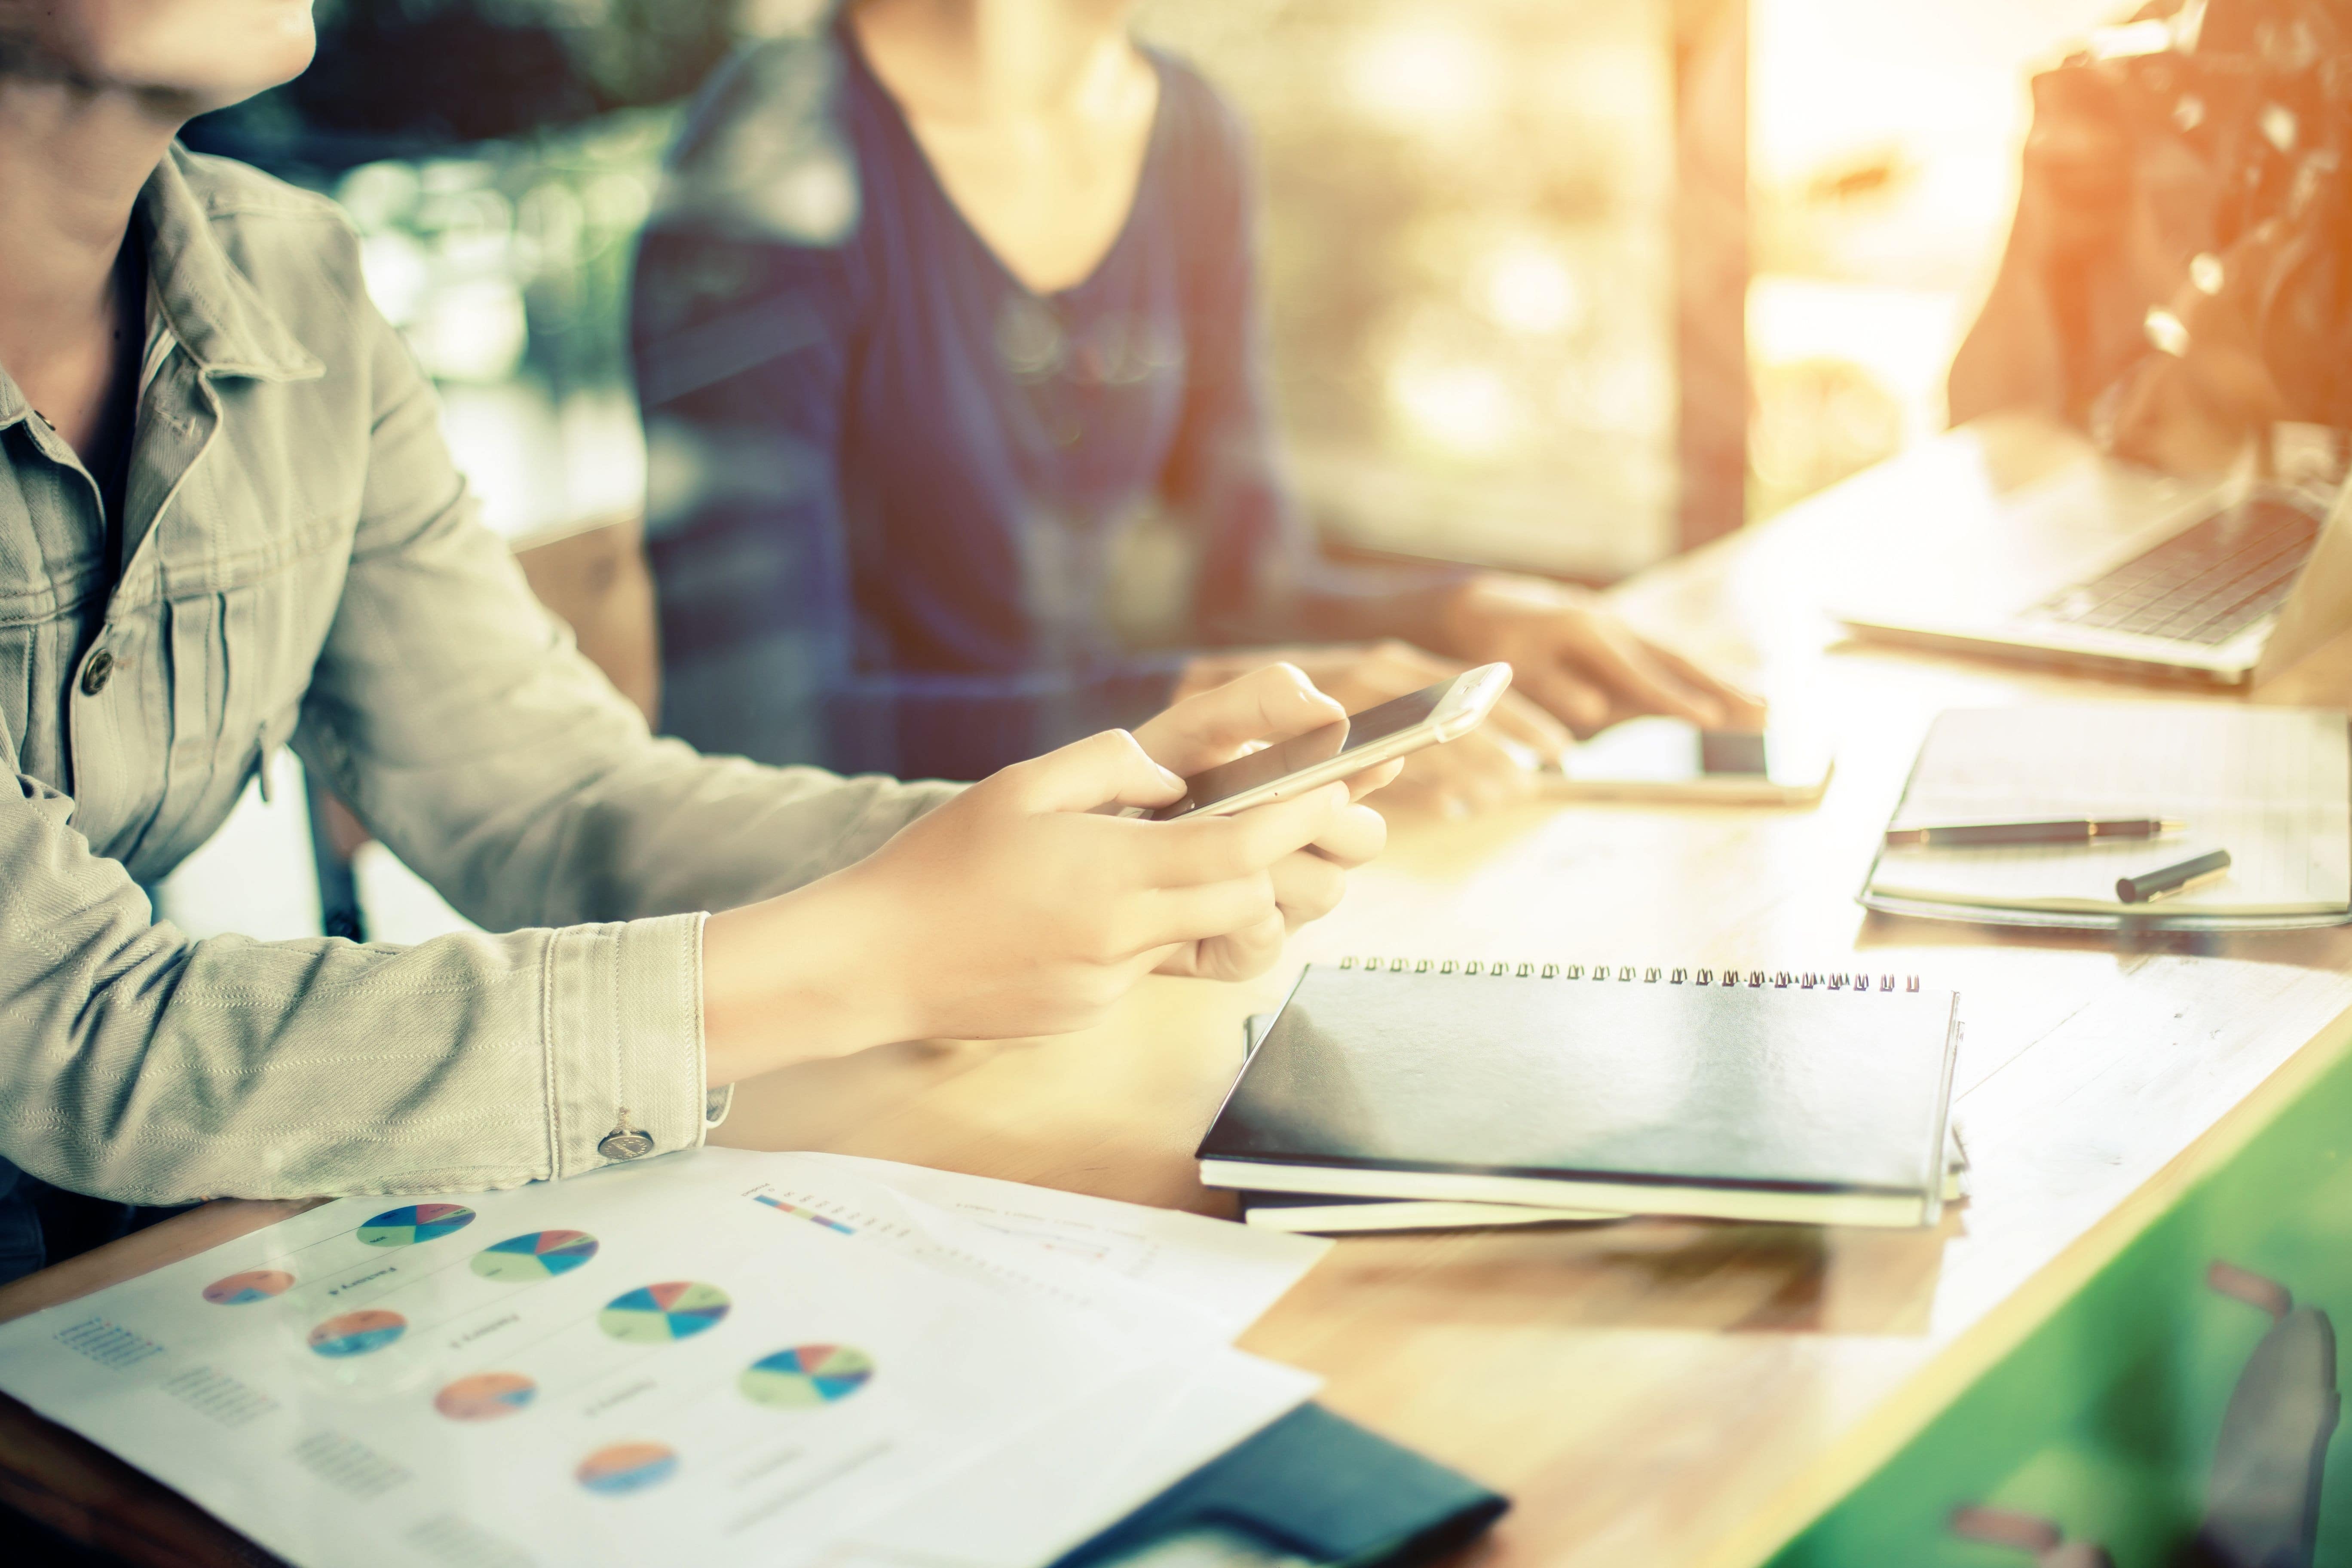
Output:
(2116, 848), (2233, 905)
(1882, 817), (2185, 849)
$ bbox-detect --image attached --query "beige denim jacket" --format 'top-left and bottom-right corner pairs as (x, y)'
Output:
(0, 147), (954, 1205)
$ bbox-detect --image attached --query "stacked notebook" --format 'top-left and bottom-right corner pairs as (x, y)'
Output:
(1862, 704), (2352, 930)
(1203, 958), (1963, 1233)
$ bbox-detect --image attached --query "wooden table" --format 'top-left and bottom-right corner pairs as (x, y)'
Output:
(10, 414), (2352, 1567)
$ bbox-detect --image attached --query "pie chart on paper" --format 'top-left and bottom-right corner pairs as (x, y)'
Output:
(598, 1282), (731, 1343)
(576, 1441), (678, 1496)
(202, 1269), (294, 1305)
(308, 1308), (407, 1358)
(434, 1371), (538, 1421)
(471, 1230), (600, 1283)
(738, 1344), (875, 1408)
(355, 1203), (476, 1248)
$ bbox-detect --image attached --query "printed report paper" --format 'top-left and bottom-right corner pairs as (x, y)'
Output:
(0, 1150), (1325, 1568)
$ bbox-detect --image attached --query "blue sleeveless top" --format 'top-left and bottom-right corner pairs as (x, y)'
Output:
(633, 23), (1305, 780)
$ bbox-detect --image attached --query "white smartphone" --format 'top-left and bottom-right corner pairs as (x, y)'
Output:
(1549, 717), (1831, 806)
(1152, 663), (1515, 820)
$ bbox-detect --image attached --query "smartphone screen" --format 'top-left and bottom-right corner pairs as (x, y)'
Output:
(1157, 683), (1454, 819)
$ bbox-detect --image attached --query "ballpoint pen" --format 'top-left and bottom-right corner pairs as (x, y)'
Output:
(2116, 848), (2233, 905)
(1883, 818), (2185, 849)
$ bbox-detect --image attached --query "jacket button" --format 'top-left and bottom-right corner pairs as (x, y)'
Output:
(598, 1128), (655, 1161)
(80, 649), (115, 696)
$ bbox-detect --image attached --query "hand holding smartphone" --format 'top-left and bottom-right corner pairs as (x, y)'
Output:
(1153, 664), (1514, 820)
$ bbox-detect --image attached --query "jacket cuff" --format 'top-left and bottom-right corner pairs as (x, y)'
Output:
(544, 911), (709, 1176)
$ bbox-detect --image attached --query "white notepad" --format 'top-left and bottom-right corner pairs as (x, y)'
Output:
(1867, 704), (2351, 921)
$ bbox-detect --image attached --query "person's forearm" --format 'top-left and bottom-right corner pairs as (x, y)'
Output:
(700, 873), (916, 1084)
(0, 775), (710, 1202)
(1230, 556), (1474, 653)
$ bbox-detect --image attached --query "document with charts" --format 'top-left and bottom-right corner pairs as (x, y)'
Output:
(1865, 703), (2351, 924)
(0, 1149), (1324, 1568)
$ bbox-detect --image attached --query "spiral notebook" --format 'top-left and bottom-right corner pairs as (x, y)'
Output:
(1199, 958), (1962, 1229)
(1229, 1013), (1970, 1234)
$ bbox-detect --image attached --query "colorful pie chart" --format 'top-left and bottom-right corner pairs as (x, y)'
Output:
(738, 1344), (875, 1409)
(434, 1371), (538, 1421)
(576, 1441), (677, 1496)
(356, 1203), (475, 1248)
(471, 1230), (599, 1283)
(598, 1281), (731, 1344)
(308, 1308), (407, 1358)
(202, 1269), (294, 1305)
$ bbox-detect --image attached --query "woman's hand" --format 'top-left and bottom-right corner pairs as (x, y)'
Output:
(1176, 641), (1565, 817)
(1134, 664), (1396, 977)
(1437, 575), (1764, 737)
(701, 665), (1391, 1081)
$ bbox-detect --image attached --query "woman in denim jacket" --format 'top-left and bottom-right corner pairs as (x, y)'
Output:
(0, 0), (1393, 1283)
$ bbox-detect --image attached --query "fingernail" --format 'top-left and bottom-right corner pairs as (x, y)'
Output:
(1155, 763), (1184, 790)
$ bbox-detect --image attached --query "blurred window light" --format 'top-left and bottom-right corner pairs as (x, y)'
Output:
(1478, 245), (1585, 337)
(1344, 21), (1498, 133)
(2087, 18), (2176, 57)
(1749, 0), (2134, 517)
(410, 278), (530, 384)
(336, 161), (421, 232)
(1553, 355), (1670, 438)
(358, 232), (431, 327)
(1146, 0), (1680, 579)
(1387, 358), (1524, 459)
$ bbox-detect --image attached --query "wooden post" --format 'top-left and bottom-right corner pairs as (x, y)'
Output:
(1673, 0), (1749, 551)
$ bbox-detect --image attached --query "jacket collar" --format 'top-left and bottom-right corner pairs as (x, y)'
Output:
(0, 144), (324, 433)
(138, 144), (325, 385)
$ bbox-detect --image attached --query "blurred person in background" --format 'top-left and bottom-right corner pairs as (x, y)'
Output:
(1949, 0), (2352, 474)
(632, 0), (1764, 814)
(0, 0), (1394, 1284)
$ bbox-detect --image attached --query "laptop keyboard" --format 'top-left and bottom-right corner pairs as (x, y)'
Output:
(2032, 494), (2322, 646)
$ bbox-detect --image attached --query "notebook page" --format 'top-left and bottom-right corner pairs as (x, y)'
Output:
(1871, 705), (2350, 915)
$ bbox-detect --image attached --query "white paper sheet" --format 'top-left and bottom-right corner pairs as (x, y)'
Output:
(1871, 704), (2351, 915)
(831, 1349), (1319, 1568)
(788, 1153), (1329, 1340)
(0, 1151), (1325, 1568)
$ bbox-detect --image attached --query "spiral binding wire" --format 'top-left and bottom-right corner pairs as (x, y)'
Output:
(1332, 956), (1923, 992)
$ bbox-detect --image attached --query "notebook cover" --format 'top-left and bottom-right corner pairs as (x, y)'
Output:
(1049, 1401), (1507, 1568)
(1200, 965), (1959, 1210)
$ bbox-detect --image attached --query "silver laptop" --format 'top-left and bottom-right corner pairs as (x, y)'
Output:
(1838, 449), (2352, 686)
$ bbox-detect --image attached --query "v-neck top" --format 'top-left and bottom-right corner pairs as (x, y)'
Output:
(634, 23), (1304, 781)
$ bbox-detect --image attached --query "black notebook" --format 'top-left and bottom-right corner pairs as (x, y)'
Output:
(1198, 958), (1962, 1228)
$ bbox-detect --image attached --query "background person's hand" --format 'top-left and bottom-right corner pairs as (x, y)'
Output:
(1436, 575), (1766, 738)
(1174, 640), (1564, 817)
